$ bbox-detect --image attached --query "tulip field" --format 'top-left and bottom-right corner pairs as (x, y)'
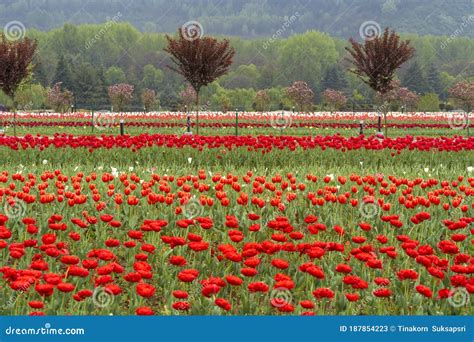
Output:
(0, 112), (473, 316)
(0, 110), (471, 137)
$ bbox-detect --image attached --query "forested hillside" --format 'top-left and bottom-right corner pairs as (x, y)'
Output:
(0, 0), (473, 38)
(0, 21), (472, 110)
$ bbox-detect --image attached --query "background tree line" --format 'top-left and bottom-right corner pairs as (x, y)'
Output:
(0, 22), (472, 112)
(1, 0), (472, 39)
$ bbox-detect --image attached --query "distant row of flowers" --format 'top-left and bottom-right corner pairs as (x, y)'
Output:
(0, 134), (473, 152)
(0, 111), (469, 122)
(1, 121), (471, 129)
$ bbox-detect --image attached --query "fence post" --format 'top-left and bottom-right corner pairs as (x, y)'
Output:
(377, 113), (382, 134)
(120, 119), (124, 135)
(185, 105), (191, 133)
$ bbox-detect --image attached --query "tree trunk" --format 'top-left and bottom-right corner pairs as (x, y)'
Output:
(13, 99), (17, 137)
(196, 92), (200, 135)
(185, 105), (191, 133)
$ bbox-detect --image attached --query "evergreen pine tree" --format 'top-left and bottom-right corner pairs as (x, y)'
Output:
(321, 65), (348, 92)
(52, 54), (75, 91)
(94, 67), (109, 109)
(32, 59), (49, 87)
(426, 64), (445, 100)
(258, 64), (276, 89)
(160, 83), (179, 111)
(402, 61), (429, 95)
(73, 62), (108, 110)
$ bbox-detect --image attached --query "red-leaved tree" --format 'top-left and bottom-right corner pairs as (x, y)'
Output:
(0, 33), (37, 135)
(165, 28), (235, 134)
(345, 28), (415, 136)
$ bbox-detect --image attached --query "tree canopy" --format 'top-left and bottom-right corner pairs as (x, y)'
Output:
(0, 22), (472, 111)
